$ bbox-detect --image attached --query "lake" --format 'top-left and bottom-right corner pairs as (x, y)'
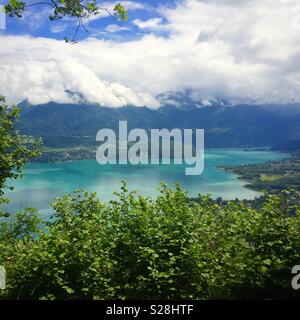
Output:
(4, 149), (287, 219)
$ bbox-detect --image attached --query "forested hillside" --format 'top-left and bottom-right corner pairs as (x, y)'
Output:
(17, 102), (300, 149)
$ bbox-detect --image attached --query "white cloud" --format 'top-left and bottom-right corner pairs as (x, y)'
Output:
(0, 36), (160, 108)
(105, 24), (131, 33)
(133, 17), (168, 31)
(51, 24), (68, 34)
(117, 0), (149, 11)
(1, 0), (300, 107)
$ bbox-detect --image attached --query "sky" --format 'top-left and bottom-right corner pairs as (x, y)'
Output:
(0, 0), (300, 108)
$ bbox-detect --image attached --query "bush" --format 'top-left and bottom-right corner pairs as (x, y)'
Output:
(0, 183), (300, 300)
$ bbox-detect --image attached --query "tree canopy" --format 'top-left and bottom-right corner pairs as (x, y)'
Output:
(0, 96), (41, 211)
(0, 182), (300, 299)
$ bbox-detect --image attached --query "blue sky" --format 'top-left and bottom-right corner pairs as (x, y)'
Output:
(0, 0), (300, 108)
(0, 0), (177, 41)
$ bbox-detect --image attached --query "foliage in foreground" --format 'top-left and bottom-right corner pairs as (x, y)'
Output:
(0, 184), (299, 300)
(0, 96), (41, 206)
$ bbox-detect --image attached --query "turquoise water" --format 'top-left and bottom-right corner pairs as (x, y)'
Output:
(4, 149), (287, 219)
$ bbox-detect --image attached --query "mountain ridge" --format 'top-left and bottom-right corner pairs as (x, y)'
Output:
(17, 101), (300, 149)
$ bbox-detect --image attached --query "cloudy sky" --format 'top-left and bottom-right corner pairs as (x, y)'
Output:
(0, 0), (300, 108)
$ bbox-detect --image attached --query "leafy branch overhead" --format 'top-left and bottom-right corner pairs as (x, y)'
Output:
(3, 0), (128, 42)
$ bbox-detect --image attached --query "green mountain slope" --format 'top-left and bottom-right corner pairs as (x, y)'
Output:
(17, 102), (300, 149)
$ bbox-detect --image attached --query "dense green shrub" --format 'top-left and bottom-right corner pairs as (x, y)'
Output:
(0, 183), (299, 300)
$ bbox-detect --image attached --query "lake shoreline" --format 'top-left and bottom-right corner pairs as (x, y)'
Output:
(3, 149), (289, 217)
(31, 146), (278, 164)
(219, 152), (298, 193)
(30, 147), (294, 196)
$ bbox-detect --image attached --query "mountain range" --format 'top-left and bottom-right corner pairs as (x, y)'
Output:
(17, 95), (300, 150)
